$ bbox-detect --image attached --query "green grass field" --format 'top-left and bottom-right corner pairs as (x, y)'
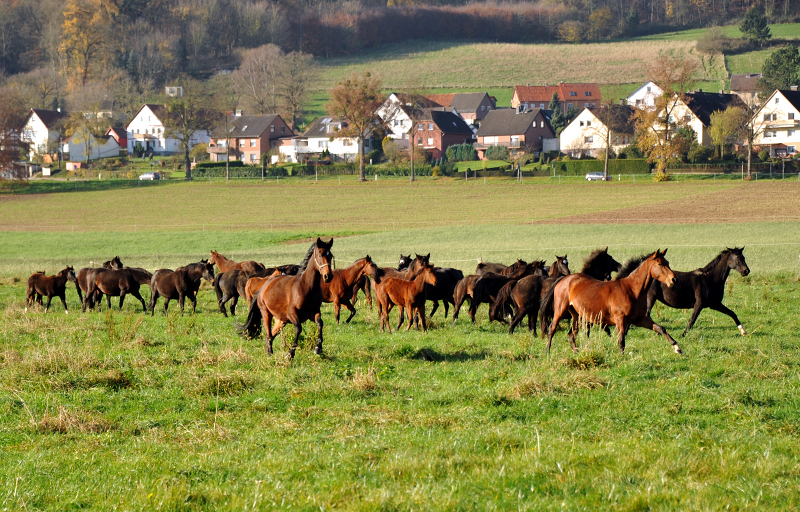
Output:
(2, 179), (800, 510)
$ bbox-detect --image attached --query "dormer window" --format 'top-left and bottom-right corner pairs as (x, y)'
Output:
(570, 91), (577, 97)
(270, 125), (275, 133)
(584, 92), (591, 96)
(242, 125), (248, 131)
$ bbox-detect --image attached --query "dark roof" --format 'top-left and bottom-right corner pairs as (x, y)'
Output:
(777, 90), (800, 111)
(30, 109), (66, 129)
(730, 73), (762, 92)
(476, 108), (545, 137)
(106, 126), (127, 139)
(682, 91), (747, 127)
(587, 104), (636, 135)
(303, 116), (348, 137)
(213, 114), (291, 138)
(420, 110), (474, 135)
(422, 92), (490, 113)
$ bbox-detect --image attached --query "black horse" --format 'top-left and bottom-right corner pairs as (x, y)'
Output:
(148, 260), (215, 315)
(468, 261), (543, 323)
(647, 247), (750, 336)
(215, 268), (243, 317)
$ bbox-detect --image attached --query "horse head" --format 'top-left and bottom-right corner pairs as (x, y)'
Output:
(111, 256), (123, 269)
(553, 255), (570, 277)
(421, 263), (437, 286)
(649, 249), (676, 287)
(208, 251), (219, 267)
(202, 260), (215, 285)
(65, 266), (78, 283)
(314, 238), (334, 283)
(398, 254), (412, 270)
(365, 257), (381, 283)
(727, 247), (750, 277)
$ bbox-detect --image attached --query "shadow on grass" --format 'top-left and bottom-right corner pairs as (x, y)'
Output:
(400, 346), (489, 362)
(1, 179), (175, 195)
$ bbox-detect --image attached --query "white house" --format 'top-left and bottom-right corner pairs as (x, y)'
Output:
(280, 116), (373, 164)
(376, 93), (453, 148)
(63, 131), (120, 161)
(125, 104), (210, 156)
(21, 109), (67, 161)
(752, 88), (800, 157)
(560, 105), (635, 158)
(627, 81), (663, 110)
(653, 91), (746, 148)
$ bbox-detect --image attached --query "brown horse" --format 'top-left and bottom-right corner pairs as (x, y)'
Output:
(467, 261), (542, 323)
(85, 267), (153, 312)
(243, 269), (283, 305)
(148, 260), (215, 315)
(76, 257), (123, 305)
(25, 266), (78, 313)
(376, 263), (438, 333)
(546, 250), (682, 355)
(452, 274), (480, 324)
(209, 250), (265, 274)
(320, 256), (378, 324)
(237, 238), (334, 359)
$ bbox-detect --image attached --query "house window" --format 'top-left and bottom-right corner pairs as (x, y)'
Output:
(417, 137), (422, 145)
(250, 140), (256, 147)
(480, 106), (485, 111)
(240, 140), (245, 147)
(584, 92), (591, 97)
(570, 91), (577, 97)
(281, 126), (285, 134)
(540, 121), (544, 128)
(764, 113), (770, 121)
(789, 113), (795, 120)
(773, 113), (778, 121)
(318, 141), (327, 147)
(417, 124), (422, 131)
(764, 131), (773, 138)
(788, 145), (796, 154)
(540, 103), (544, 108)
(270, 125), (275, 133)
(775, 97), (780, 104)
(250, 154), (256, 161)
(684, 115), (692, 123)
(427, 137), (433, 145)
(586, 120), (591, 127)
(568, 103), (573, 109)
(646, 86), (651, 92)
(511, 136), (519, 146)
(428, 123), (433, 130)
(393, 119), (400, 126)
(789, 129), (795, 136)
(580, 121), (584, 127)
(585, 103), (590, 107)
(585, 136), (594, 143)
(484, 136), (497, 144)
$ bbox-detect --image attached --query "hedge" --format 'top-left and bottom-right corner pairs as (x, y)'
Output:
(193, 160), (245, 170)
(553, 159), (651, 175)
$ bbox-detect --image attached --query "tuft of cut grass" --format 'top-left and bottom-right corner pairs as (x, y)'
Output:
(37, 407), (114, 434)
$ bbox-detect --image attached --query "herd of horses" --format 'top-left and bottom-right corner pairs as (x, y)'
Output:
(23, 239), (751, 360)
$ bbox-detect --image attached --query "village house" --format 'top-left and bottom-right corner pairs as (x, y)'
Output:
(423, 92), (496, 125)
(626, 81), (663, 110)
(474, 107), (554, 159)
(560, 104), (636, 158)
(414, 109), (475, 159)
(752, 88), (800, 158)
(21, 108), (67, 161)
(279, 116), (374, 164)
(662, 90), (747, 148)
(730, 73), (762, 104)
(125, 103), (211, 156)
(511, 83), (601, 113)
(62, 131), (120, 162)
(377, 93), (443, 148)
(105, 127), (127, 150)
(207, 114), (294, 165)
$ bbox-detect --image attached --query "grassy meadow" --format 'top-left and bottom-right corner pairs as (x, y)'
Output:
(2, 178), (800, 510)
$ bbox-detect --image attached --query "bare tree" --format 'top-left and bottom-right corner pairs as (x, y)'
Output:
(0, 87), (26, 179)
(162, 78), (218, 180)
(232, 45), (282, 115)
(276, 51), (317, 130)
(212, 75), (240, 180)
(738, 97), (774, 178)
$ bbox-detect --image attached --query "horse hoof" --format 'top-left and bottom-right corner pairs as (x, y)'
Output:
(674, 345), (683, 355)
(65, 310), (69, 315)
(738, 325), (747, 336)
(24, 307), (27, 313)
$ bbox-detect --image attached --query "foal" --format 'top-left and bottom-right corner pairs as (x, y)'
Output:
(376, 263), (438, 333)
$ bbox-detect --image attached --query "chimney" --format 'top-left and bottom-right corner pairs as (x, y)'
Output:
(619, 99), (625, 105)
(791, 85), (799, 91)
(516, 105), (524, 114)
(235, 109), (242, 117)
(719, 89), (724, 94)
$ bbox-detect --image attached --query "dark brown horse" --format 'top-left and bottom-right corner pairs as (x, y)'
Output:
(209, 250), (265, 274)
(492, 255), (570, 335)
(452, 274), (480, 324)
(84, 267), (153, 312)
(546, 250), (682, 355)
(148, 260), (215, 315)
(25, 266), (77, 313)
(376, 262), (438, 333)
(467, 261), (542, 323)
(237, 238), (334, 359)
(214, 269), (243, 317)
(475, 258), (529, 276)
(320, 256), (378, 323)
(76, 257), (124, 305)
(647, 247), (750, 336)
(422, 267), (465, 320)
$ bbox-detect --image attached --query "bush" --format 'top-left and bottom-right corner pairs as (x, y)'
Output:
(687, 143), (714, 163)
(552, 158), (651, 175)
(758, 150), (771, 162)
(194, 160), (245, 170)
(365, 149), (382, 165)
(446, 143), (478, 162)
(484, 145), (509, 161)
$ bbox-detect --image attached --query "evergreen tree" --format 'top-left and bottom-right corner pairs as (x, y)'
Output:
(625, 7), (640, 33)
(760, 45), (800, 93)
(548, 92), (566, 134)
(739, 4), (772, 46)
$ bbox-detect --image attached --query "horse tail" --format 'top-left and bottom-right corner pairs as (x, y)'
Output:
(213, 273), (224, 303)
(538, 276), (565, 339)
(234, 296), (263, 339)
(490, 280), (517, 322)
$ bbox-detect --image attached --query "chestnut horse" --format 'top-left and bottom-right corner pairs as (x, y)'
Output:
(376, 262), (438, 333)
(243, 269), (283, 305)
(25, 266), (78, 313)
(545, 250), (682, 355)
(209, 250), (265, 274)
(646, 247), (750, 336)
(237, 238), (334, 359)
(320, 256), (378, 323)
(148, 260), (215, 315)
(85, 267), (153, 312)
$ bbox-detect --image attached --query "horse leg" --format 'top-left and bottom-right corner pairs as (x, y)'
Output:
(334, 300), (341, 324)
(314, 313), (324, 355)
(264, 312), (275, 355)
(59, 293), (68, 314)
(683, 301), (705, 336)
(163, 298), (170, 315)
(615, 320), (629, 354)
(364, 283), (372, 309)
(218, 293), (228, 317)
(44, 294), (52, 313)
(634, 316), (683, 354)
(106, 293), (112, 311)
(230, 296), (238, 316)
(468, 299), (479, 324)
(709, 303), (746, 336)
(289, 323), (302, 360)
(131, 290), (147, 312)
(429, 300), (439, 319)
(508, 306), (526, 335)
(396, 305), (405, 331)
(178, 294), (185, 315)
(418, 305), (428, 332)
(190, 295), (198, 314)
(405, 304), (415, 332)
(568, 310), (580, 353)
(443, 299), (450, 319)
(342, 299), (357, 324)
(118, 291), (127, 310)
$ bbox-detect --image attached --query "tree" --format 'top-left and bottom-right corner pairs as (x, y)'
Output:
(0, 88), (26, 179)
(212, 76), (240, 180)
(162, 79), (218, 180)
(591, 102), (635, 178)
(739, 4), (771, 46)
(708, 107), (746, 158)
(232, 45), (282, 115)
(759, 45), (800, 95)
(61, 0), (116, 87)
(65, 112), (107, 163)
(276, 51), (317, 130)
(588, 7), (614, 40)
(633, 55), (699, 177)
(327, 72), (383, 182)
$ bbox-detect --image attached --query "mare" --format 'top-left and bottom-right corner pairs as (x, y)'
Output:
(539, 248), (622, 337)
(467, 262), (542, 323)
(214, 269), (243, 317)
(85, 267), (153, 312)
(424, 267), (465, 320)
(370, 254), (425, 299)
(148, 261), (214, 315)
(452, 274), (480, 324)
(545, 250), (682, 355)
(209, 250), (265, 274)
(243, 269), (283, 305)
(76, 257), (123, 304)
(237, 238), (334, 359)
(492, 255), (570, 335)
(25, 266), (77, 313)
(320, 256), (378, 323)
(646, 247), (750, 336)
(376, 262), (438, 333)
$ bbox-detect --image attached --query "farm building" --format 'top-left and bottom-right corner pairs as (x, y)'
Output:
(511, 83), (601, 113)
(125, 104), (211, 156)
(413, 109), (475, 160)
(20, 109), (66, 161)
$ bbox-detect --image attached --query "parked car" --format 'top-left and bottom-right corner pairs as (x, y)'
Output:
(139, 172), (160, 181)
(585, 172), (609, 181)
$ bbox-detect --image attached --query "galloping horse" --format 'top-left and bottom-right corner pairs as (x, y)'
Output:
(546, 250), (682, 355)
(237, 238), (335, 360)
(25, 266), (77, 313)
(376, 262), (438, 333)
(148, 260), (215, 315)
(85, 267), (153, 312)
(209, 250), (265, 274)
(647, 247), (750, 336)
(320, 256), (378, 324)
(492, 255), (570, 335)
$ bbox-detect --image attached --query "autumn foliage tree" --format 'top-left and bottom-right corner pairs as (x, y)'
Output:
(0, 88), (26, 179)
(327, 72), (383, 182)
(61, 0), (117, 87)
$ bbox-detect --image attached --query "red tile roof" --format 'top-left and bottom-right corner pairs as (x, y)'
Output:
(514, 83), (602, 104)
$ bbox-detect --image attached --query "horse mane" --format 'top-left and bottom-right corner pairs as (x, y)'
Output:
(297, 242), (316, 273)
(615, 252), (656, 280)
(699, 248), (736, 273)
(580, 248), (608, 274)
